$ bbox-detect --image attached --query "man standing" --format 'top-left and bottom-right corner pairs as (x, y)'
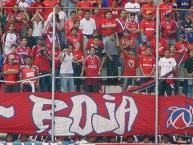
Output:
(81, 47), (102, 92)
(158, 49), (177, 96)
(139, 46), (156, 94)
(140, 10), (156, 42)
(20, 56), (39, 92)
(3, 55), (20, 92)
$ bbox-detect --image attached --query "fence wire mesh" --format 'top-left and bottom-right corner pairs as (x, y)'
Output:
(0, 0), (193, 144)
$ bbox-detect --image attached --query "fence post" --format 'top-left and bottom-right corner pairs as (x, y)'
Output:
(51, 6), (56, 142)
(155, 7), (160, 144)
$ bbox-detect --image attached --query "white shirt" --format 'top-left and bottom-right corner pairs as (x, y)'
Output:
(3, 33), (18, 55)
(158, 57), (176, 78)
(18, 1), (30, 12)
(79, 18), (96, 35)
(32, 21), (43, 37)
(125, 2), (140, 13)
(60, 52), (74, 74)
(47, 11), (68, 26)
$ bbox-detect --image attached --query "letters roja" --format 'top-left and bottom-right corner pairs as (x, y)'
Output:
(29, 94), (138, 136)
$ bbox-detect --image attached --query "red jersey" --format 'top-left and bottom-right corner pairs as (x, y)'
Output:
(66, 35), (83, 50)
(91, 13), (104, 33)
(158, 3), (174, 21)
(31, 46), (51, 72)
(115, 17), (129, 33)
(5, 21), (22, 34)
(43, 0), (58, 19)
(84, 55), (100, 76)
(73, 49), (84, 60)
(140, 18), (156, 41)
(16, 46), (32, 62)
(86, 38), (104, 50)
(3, 63), (20, 86)
(170, 53), (180, 62)
(122, 52), (138, 76)
(44, 33), (60, 49)
(141, 3), (156, 18)
(4, 0), (17, 15)
(4, 52), (23, 65)
(20, 65), (39, 85)
(136, 44), (147, 56)
(111, 8), (120, 19)
(125, 21), (140, 39)
(101, 18), (117, 36)
(175, 41), (189, 53)
(150, 39), (168, 56)
(120, 37), (136, 50)
(65, 19), (76, 37)
(77, 1), (92, 8)
(139, 54), (156, 75)
(30, 3), (46, 19)
(49, 49), (61, 70)
(160, 20), (178, 40)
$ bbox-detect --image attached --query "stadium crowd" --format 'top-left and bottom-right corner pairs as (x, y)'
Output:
(1, 134), (193, 144)
(0, 0), (193, 96)
(0, 0), (193, 143)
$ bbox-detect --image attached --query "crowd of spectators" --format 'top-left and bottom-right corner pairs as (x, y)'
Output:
(1, 0), (193, 142)
(1, 134), (193, 144)
(0, 0), (193, 97)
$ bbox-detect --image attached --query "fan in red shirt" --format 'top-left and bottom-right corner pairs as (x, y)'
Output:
(120, 30), (136, 52)
(115, 9), (129, 38)
(3, 55), (20, 92)
(65, 11), (77, 37)
(158, 0), (174, 21)
(85, 30), (104, 50)
(109, 0), (121, 19)
(150, 38), (168, 57)
(20, 56), (39, 92)
(101, 10), (117, 40)
(141, 0), (156, 20)
(91, 8), (104, 33)
(122, 49), (138, 90)
(77, 0), (92, 13)
(4, 0), (17, 15)
(175, 34), (189, 63)
(4, 44), (23, 65)
(136, 35), (148, 57)
(66, 27), (83, 50)
(5, 14), (22, 33)
(68, 20), (83, 39)
(16, 38), (32, 63)
(9, 4), (23, 21)
(43, 0), (58, 19)
(126, 13), (140, 43)
(139, 46), (156, 93)
(160, 12), (178, 45)
(30, 0), (46, 18)
(140, 10), (156, 42)
(72, 42), (84, 91)
(81, 47), (102, 92)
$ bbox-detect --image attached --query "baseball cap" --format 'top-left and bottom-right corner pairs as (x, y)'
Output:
(146, 10), (152, 15)
(165, 12), (170, 17)
(9, 55), (15, 59)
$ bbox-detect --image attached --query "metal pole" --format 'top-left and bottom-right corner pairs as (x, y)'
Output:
(155, 7), (160, 144)
(51, 6), (56, 142)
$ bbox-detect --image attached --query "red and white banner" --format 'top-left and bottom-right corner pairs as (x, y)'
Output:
(0, 92), (193, 136)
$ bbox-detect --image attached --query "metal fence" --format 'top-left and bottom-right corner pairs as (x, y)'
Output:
(0, 4), (193, 144)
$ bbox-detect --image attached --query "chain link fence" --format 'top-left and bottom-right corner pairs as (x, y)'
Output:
(0, 2), (193, 144)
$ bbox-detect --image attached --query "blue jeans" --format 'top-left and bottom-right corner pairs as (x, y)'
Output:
(60, 73), (74, 92)
(40, 71), (51, 92)
(188, 85), (193, 98)
(55, 69), (61, 91)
